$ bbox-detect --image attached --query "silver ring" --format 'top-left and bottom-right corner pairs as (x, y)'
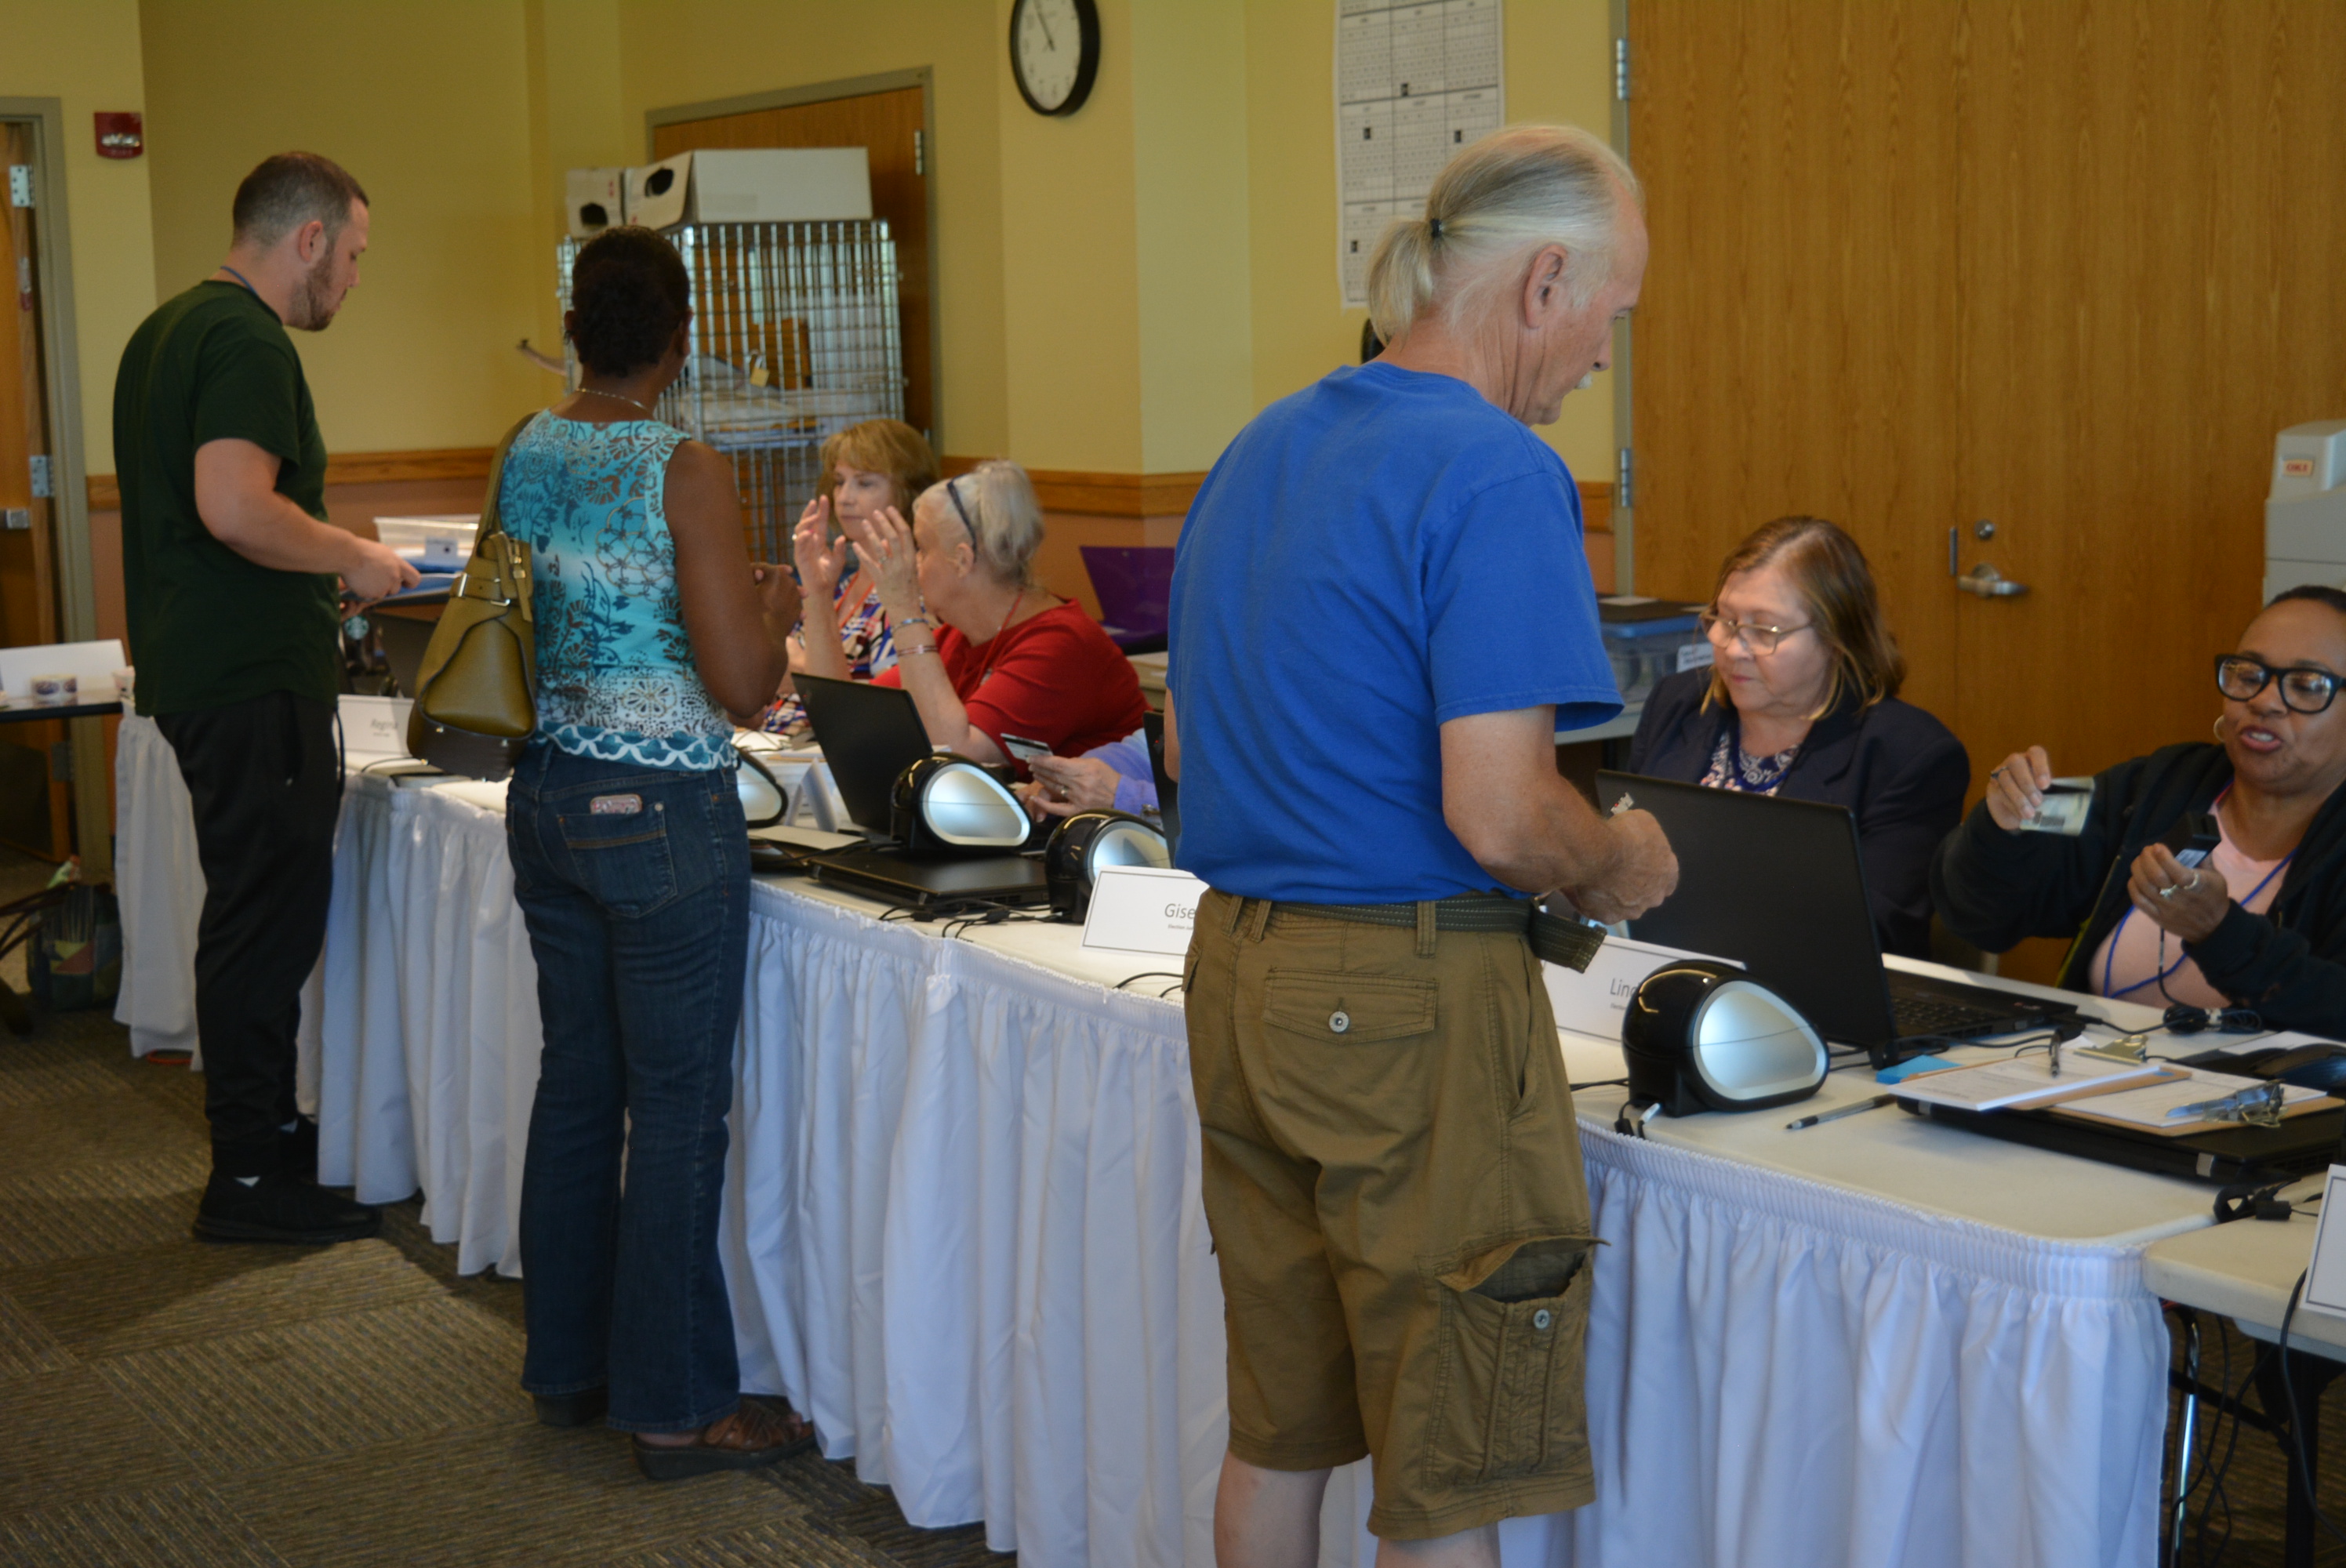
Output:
(2159, 883), (2179, 899)
(2186, 871), (2203, 893)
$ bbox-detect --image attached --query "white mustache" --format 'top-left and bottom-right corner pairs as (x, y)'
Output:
(1575, 372), (1596, 391)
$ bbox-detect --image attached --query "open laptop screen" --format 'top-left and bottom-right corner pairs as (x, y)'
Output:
(794, 674), (934, 838)
(1593, 771), (1898, 1045)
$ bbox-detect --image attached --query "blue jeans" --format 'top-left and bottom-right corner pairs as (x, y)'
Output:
(507, 744), (750, 1433)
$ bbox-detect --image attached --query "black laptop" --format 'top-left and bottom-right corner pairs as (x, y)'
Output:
(1142, 710), (1179, 858)
(791, 674), (1049, 910)
(1593, 772), (2074, 1049)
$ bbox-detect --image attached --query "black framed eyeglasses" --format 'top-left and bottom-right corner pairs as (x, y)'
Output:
(2214, 655), (2343, 714)
(1698, 608), (1811, 656)
(943, 476), (975, 534)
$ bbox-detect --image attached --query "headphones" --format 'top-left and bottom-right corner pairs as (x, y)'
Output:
(1044, 810), (1170, 920)
(890, 753), (1031, 854)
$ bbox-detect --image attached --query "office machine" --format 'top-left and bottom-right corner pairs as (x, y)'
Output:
(2263, 419), (2346, 604)
(791, 674), (1048, 911)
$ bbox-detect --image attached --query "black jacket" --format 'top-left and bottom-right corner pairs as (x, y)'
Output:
(1930, 742), (2346, 1035)
(1628, 670), (1969, 958)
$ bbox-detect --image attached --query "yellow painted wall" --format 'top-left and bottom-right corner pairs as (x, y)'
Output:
(139, 0), (547, 455)
(119, 0), (1616, 479)
(0, 0), (156, 475)
(1131, 0), (1255, 474)
(612, 0), (1012, 459)
(1243, 0), (1618, 479)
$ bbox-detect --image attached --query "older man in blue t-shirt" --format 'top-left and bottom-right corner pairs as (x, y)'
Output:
(1168, 126), (1678, 1566)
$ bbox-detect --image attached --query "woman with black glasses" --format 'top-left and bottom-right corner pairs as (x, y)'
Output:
(1934, 586), (2346, 1033)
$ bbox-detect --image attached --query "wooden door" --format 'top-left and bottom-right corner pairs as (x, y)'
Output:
(1629, 0), (2346, 974)
(0, 123), (68, 859)
(1948, 1), (2346, 776)
(655, 86), (935, 443)
(1626, 0), (1968, 732)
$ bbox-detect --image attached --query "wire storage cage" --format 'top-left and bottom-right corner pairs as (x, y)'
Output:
(557, 221), (906, 560)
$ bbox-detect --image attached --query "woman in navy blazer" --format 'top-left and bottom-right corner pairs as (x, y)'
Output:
(1627, 517), (1967, 958)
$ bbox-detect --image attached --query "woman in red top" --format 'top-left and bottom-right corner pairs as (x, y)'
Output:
(795, 458), (1148, 768)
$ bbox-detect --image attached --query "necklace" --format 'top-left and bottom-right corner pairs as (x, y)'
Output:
(977, 587), (1025, 685)
(216, 265), (262, 299)
(575, 386), (656, 417)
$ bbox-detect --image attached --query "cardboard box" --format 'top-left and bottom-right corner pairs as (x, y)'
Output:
(565, 167), (626, 240)
(624, 148), (873, 230)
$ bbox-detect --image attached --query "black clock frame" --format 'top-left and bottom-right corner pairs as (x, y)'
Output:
(1010, 0), (1101, 118)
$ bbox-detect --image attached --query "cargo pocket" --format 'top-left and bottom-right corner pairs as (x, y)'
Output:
(1421, 1235), (1596, 1488)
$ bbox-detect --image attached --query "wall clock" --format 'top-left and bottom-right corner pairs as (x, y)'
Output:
(1011, 0), (1100, 117)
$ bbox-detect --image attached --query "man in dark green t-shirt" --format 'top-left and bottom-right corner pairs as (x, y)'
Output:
(114, 151), (416, 1246)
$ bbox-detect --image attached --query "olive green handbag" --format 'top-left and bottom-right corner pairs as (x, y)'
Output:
(405, 414), (539, 779)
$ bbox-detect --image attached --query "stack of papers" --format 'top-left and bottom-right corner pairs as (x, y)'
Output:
(1891, 1050), (2174, 1112)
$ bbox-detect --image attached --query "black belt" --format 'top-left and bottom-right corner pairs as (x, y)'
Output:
(1276, 894), (1605, 972)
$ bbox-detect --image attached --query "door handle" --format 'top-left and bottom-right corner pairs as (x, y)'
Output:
(1956, 563), (2028, 599)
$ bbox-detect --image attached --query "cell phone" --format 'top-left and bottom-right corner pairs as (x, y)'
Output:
(1000, 733), (1051, 764)
(2161, 809), (2221, 868)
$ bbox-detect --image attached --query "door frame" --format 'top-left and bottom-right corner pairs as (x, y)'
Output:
(0, 96), (106, 877)
(645, 67), (943, 455)
(1607, 0), (1635, 596)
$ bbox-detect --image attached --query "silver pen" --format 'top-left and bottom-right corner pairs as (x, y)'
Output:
(1786, 1094), (1896, 1131)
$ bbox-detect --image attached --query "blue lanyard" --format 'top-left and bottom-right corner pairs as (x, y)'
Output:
(2101, 845), (2293, 999)
(216, 266), (261, 300)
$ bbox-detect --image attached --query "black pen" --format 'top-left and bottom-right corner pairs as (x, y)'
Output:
(1786, 1094), (1895, 1131)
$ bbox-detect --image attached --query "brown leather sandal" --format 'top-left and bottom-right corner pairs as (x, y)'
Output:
(631, 1396), (816, 1482)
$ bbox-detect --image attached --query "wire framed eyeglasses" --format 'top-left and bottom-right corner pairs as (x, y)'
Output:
(1698, 609), (1812, 656)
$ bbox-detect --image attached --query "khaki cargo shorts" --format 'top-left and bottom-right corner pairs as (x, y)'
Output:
(1183, 889), (1597, 1542)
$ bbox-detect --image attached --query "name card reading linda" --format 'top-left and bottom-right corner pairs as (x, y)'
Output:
(1080, 865), (1209, 957)
(1543, 934), (1741, 1041)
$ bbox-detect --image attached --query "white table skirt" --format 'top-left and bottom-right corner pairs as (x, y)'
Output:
(115, 715), (2171, 1567)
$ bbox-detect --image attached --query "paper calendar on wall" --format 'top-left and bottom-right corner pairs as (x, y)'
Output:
(1336, 0), (1505, 309)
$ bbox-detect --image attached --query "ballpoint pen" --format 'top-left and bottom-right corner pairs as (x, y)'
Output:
(1786, 1094), (1895, 1131)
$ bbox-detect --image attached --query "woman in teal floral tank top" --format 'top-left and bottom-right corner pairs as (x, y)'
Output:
(500, 227), (810, 1479)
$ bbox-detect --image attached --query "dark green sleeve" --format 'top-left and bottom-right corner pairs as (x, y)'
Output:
(191, 326), (303, 463)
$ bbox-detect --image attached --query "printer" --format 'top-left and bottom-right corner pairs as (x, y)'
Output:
(2264, 419), (2346, 604)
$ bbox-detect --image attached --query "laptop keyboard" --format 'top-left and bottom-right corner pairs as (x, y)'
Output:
(1890, 993), (2043, 1042)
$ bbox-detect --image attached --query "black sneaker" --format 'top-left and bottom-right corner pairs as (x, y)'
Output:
(194, 1172), (380, 1244)
(279, 1116), (321, 1183)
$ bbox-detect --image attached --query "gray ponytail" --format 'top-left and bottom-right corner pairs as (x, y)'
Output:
(1364, 124), (1640, 345)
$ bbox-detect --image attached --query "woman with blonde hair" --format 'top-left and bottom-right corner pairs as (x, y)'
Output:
(1629, 514), (1966, 956)
(762, 417), (938, 731)
(800, 457), (1147, 765)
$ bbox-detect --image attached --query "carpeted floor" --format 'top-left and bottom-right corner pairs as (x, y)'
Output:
(0, 858), (1005, 1567)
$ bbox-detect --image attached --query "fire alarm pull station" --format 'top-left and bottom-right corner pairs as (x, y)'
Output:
(94, 114), (143, 159)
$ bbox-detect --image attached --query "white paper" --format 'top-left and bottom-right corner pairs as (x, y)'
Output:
(2053, 1067), (2325, 1130)
(1080, 866), (1208, 957)
(1336, 0), (1504, 307)
(1892, 1050), (2170, 1112)
(337, 695), (413, 759)
(2304, 1167), (2346, 1323)
(1545, 936), (1739, 1042)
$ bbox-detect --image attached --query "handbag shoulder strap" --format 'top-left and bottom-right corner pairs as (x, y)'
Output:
(475, 410), (543, 543)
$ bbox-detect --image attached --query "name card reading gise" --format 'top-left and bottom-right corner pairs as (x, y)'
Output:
(1080, 866), (1210, 957)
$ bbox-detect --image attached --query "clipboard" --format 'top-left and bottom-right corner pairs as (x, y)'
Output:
(2051, 1076), (2342, 1137)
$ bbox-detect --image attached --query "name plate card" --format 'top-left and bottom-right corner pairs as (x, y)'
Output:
(1080, 866), (1208, 957)
(2301, 1165), (2346, 1323)
(1543, 935), (1741, 1040)
(337, 695), (414, 758)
